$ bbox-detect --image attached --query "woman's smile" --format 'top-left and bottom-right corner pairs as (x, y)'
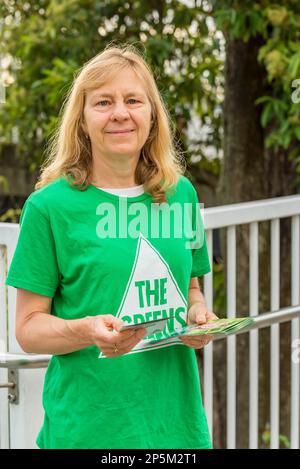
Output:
(106, 129), (135, 135)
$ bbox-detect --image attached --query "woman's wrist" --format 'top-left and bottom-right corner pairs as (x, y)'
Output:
(189, 299), (206, 307)
(65, 316), (96, 346)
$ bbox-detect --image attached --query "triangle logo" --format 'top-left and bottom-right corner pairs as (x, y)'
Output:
(99, 232), (187, 358)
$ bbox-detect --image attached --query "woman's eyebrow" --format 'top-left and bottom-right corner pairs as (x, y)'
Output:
(90, 91), (145, 99)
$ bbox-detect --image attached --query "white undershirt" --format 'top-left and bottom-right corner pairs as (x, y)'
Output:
(97, 184), (144, 197)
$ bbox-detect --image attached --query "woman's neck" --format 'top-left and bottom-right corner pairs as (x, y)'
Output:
(90, 163), (139, 188)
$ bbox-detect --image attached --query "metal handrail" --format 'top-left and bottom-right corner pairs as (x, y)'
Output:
(0, 353), (51, 369)
(0, 305), (299, 369)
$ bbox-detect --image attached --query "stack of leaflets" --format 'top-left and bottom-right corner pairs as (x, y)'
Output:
(148, 317), (254, 345)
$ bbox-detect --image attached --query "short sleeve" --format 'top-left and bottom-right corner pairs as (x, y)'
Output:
(188, 186), (211, 277)
(5, 198), (60, 297)
(191, 233), (211, 277)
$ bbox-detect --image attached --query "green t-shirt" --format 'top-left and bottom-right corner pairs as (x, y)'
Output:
(5, 174), (212, 449)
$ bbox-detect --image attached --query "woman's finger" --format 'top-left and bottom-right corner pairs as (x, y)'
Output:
(118, 328), (146, 348)
(179, 334), (213, 349)
(100, 329), (147, 357)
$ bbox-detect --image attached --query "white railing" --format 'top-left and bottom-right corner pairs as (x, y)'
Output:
(0, 194), (300, 449)
(203, 194), (300, 449)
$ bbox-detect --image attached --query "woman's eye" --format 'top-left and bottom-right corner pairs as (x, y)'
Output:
(97, 100), (110, 106)
(96, 98), (138, 106)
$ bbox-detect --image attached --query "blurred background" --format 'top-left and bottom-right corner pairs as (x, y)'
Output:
(1, 0), (300, 449)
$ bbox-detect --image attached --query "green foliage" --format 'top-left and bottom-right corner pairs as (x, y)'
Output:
(214, 0), (300, 191)
(0, 175), (10, 193)
(2, 0), (300, 191)
(0, 207), (21, 222)
(0, 0), (223, 171)
(212, 261), (226, 318)
(214, 3), (267, 41)
(261, 426), (291, 449)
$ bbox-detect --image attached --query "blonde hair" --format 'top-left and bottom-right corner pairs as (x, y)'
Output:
(35, 43), (186, 203)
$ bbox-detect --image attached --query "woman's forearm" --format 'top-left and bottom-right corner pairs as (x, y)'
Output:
(19, 313), (94, 355)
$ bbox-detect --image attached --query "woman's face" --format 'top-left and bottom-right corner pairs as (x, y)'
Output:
(83, 67), (152, 161)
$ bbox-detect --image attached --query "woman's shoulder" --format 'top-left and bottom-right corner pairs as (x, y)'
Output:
(177, 174), (196, 191)
(24, 175), (73, 216)
(168, 173), (198, 200)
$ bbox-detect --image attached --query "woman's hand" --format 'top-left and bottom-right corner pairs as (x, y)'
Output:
(179, 302), (218, 350)
(88, 314), (147, 358)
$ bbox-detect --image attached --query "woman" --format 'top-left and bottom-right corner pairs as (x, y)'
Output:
(6, 43), (217, 449)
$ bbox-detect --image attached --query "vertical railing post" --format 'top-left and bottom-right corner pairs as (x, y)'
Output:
(227, 226), (236, 448)
(0, 244), (9, 449)
(249, 222), (259, 448)
(270, 218), (280, 449)
(203, 228), (214, 441)
(290, 215), (300, 449)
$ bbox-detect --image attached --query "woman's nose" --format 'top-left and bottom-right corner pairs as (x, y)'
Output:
(110, 103), (130, 120)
